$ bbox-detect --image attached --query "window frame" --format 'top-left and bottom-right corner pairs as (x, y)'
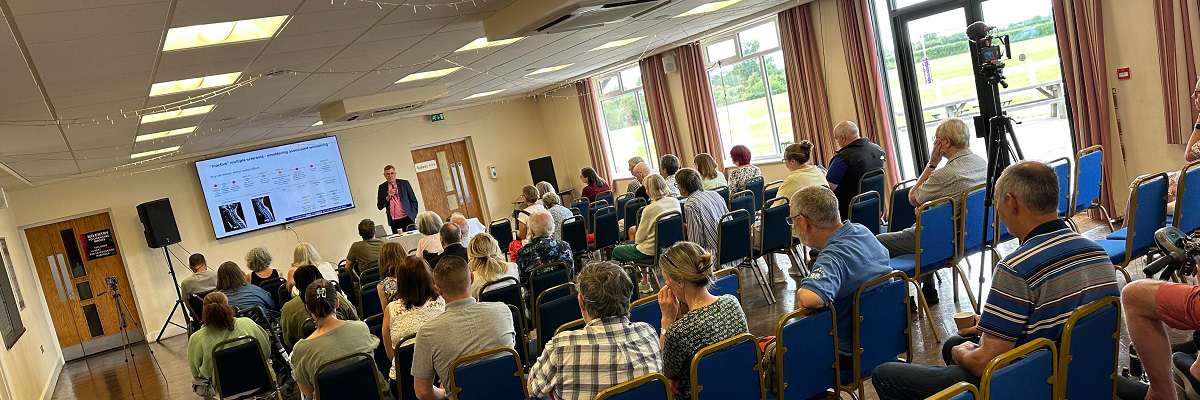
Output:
(594, 65), (657, 179)
(701, 18), (792, 163)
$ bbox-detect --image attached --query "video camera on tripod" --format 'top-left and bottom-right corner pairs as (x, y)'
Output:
(1143, 226), (1200, 279)
(967, 21), (1012, 89)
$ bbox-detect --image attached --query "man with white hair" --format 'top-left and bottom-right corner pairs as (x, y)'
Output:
(632, 162), (652, 200)
(825, 120), (886, 218)
(875, 118), (985, 304)
(626, 156), (645, 195)
(515, 210), (575, 282)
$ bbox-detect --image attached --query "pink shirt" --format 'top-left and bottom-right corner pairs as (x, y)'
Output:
(389, 181), (408, 220)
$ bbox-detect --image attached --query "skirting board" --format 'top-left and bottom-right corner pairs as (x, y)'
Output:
(150, 324), (188, 343)
(38, 358), (63, 400)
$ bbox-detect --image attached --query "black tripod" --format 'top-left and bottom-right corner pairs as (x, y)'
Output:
(156, 246), (187, 341)
(108, 279), (150, 398)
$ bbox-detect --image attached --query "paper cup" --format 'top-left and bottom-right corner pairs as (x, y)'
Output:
(953, 311), (977, 331)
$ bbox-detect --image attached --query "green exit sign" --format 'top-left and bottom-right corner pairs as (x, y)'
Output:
(430, 113), (445, 122)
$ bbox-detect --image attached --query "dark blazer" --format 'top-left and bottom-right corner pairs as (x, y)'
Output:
(429, 243), (468, 269)
(377, 179), (419, 223)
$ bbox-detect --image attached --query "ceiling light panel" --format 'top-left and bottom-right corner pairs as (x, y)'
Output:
(162, 15), (289, 51)
(396, 67), (461, 83)
(463, 89), (506, 100)
(149, 72), (241, 97)
(456, 37), (523, 52)
(140, 105), (215, 124)
(136, 126), (197, 142)
(526, 64), (574, 76)
(131, 146), (181, 159)
(592, 37), (646, 51)
(677, 0), (743, 17)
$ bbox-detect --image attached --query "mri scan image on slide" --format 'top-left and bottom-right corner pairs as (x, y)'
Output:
(252, 196), (276, 224)
(219, 203), (247, 232)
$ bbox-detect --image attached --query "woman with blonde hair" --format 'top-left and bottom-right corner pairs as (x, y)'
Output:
(613, 174), (681, 262)
(517, 185), (546, 242)
(693, 153), (727, 190)
(288, 243), (338, 291)
(776, 140), (827, 202)
(535, 181), (557, 205)
(466, 233), (520, 297)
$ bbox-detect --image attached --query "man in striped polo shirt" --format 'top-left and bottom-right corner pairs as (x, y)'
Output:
(871, 161), (1119, 400)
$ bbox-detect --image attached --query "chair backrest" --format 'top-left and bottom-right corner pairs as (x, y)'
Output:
(479, 277), (523, 320)
(717, 209), (752, 265)
(315, 353), (383, 400)
(746, 176), (765, 213)
(505, 305), (528, 366)
(212, 336), (275, 398)
(594, 373), (671, 400)
(360, 281), (383, 321)
(623, 198), (648, 228)
(760, 197), (793, 253)
(616, 193), (633, 223)
(887, 179), (917, 232)
(587, 200), (610, 233)
(488, 218), (514, 252)
(980, 339), (1058, 399)
(560, 216), (587, 257)
(368, 320), (391, 379)
(528, 262), (571, 307)
(447, 347), (527, 400)
(393, 334), (418, 400)
(915, 197), (957, 271)
(729, 190), (755, 220)
(188, 289), (212, 327)
(360, 268), (380, 287)
(302, 318), (316, 338)
(851, 271), (912, 384)
(775, 307), (839, 399)
(554, 318), (585, 336)
(1126, 173), (1170, 260)
(1057, 296), (1120, 400)
(763, 180), (783, 206)
(336, 268), (357, 302)
(652, 211), (684, 258)
(1072, 145), (1104, 215)
(534, 283), (581, 352)
(629, 295), (663, 335)
(595, 191), (615, 209)
(593, 205), (619, 249)
(1175, 161), (1200, 234)
(847, 191), (882, 235)
(571, 199), (590, 229)
(691, 333), (764, 400)
(257, 277), (287, 311)
(928, 382), (979, 400)
(1049, 157), (1072, 217)
(960, 184), (995, 257)
(713, 186), (731, 207)
(711, 267), (742, 302)
(858, 168), (887, 199)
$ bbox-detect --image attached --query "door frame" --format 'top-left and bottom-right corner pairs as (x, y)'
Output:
(410, 137), (493, 221)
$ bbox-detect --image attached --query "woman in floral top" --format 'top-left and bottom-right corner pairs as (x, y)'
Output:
(727, 144), (762, 193)
(382, 255), (444, 379)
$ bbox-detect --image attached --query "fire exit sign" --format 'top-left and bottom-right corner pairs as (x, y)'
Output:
(430, 113), (445, 122)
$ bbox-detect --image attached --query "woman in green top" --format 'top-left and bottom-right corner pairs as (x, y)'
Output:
(280, 265), (359, 350)
(290, 279), (390, 399)
(187, 292), (272, 398)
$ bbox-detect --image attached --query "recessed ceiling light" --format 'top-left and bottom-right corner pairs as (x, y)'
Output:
(456, 37), (523, 52)
(677, 0), (742, 17)
(396, 67), (461, 83)
(312, 120), (324, 126)
(131, 146), (181, 159)
(592, 37), (646, 51)
(135, 126), (197, 142)
(526, 64), (574, 76)
(463, 89), (506, 100)
(149, 72), (242, 97)
(162, 15), (289, 51)
(139, 105), (214, 124)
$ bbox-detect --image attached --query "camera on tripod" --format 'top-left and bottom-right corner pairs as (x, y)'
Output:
(1143, 226), (1200, 279)
(105, 276), (119, 292)
(967, 21), (1012, 89)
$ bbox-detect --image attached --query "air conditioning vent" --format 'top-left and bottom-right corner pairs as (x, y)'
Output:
(320, 85), (446, 124)
(485, 0), (671, 39)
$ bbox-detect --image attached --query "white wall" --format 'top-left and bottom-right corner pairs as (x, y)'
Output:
(0, 205), (64, 400)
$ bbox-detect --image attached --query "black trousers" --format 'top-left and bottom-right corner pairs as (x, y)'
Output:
(388, 216), (414, 234)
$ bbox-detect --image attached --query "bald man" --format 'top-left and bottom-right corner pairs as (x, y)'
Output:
(825, 121), (885, 218)
(631, 162), (652, 201)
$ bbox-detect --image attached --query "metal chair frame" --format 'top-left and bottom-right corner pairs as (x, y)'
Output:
(717, 208), (775, 304)
(842, 271), (914, 399)
(445, 347), (528, 400)
(689, 333), (765, 400)
(1055, 296), (1120, 400)
(979, 338), (1059, 399)
(593, 372), (671, 400)
(773, 307), (840, 398)
(928, 382), (980, 400)
(1069, 145), (1116, 231)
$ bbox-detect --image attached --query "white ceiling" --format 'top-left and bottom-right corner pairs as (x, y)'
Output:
(0, 0), (798, 186)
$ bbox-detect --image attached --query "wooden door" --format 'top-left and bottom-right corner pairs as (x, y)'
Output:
(411, 140), (484, 220)
(24, 212), (141, 359)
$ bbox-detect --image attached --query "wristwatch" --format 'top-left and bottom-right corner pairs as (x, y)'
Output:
(927, 163), (938, 170)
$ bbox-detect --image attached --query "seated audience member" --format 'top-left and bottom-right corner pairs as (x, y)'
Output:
(216, 261), (273, 311)
(614, 175), (681, 262)
(291, 279), (390, 399)
(631, 162), (653, 200)
(515, 211), (575, 282)
(657, 241), (748, 398)
(825, 121), (886, 218)
(790, 186), (891, 356)
(244, 247), (281, 287)
(580, 167), (612, 202)
(693, 153), (728, 190)
(536, 181), (557, 204)
(727, 144), (762, 193)
(467, 233), (520, 298)
(626, 156), (645, 195)
(182, 253), (218, 300)
(658, 154), (683, 197)
(289, 242), (338, 290)
(517, 185), (546, 242)
(187, 292), (271, 397)
(429, 223), (468, 268)
(870, 161), (1119, 399)
(676, 168), (727, 254)
(346, 218), (384, 274)
(875, 118), (985, 303)
(412, 256), (516, 400)
(776, 140), (827, 202)
(383, 256), (445, 379)
(449, 212), (480, 239)
(541, 192), (574, 241)
(529, 261), (662, 399)
(281, 266), (358, 349)
(415, 211), (445, 261)
(1122, 278), (1200, 400)
(377, 242), (406, 305)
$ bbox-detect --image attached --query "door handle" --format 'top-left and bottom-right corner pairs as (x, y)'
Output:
(456, 162), (471, 205)
(56, 254), (75, 300)
(449, 164), (465, 206)
(47, 255), (66, 302)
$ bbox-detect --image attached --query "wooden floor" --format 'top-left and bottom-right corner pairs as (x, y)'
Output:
(50, 216), (1185, 399)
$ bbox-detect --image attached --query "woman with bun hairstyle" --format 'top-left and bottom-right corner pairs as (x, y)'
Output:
(775, 140), (827, 202)
(290, 279), (390, 399)
(187, 292), (272, 397)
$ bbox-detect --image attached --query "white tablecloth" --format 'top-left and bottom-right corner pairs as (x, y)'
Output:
(386, 217), (486, 251)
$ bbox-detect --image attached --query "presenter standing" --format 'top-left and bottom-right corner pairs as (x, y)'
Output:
(377, 165), (419, 234)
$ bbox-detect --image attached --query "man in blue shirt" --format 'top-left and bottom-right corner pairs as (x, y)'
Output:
(788, 186), (892, 356)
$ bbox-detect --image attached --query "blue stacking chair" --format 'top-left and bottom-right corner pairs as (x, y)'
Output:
(1057, 296), (1120, 400)
(368, 320), (390, 379)
(571, 199), (590, 231)
(979, 339), (1058, 399)
(488, 218), (515, 254)
(360, 267), (380, 287)
(753, 197), (804, 278)
(888, 196), (957, 342)
(773, 307), (839, 399)
(622, 197), (648, 238)
(632, 211), (684, 292)
(730, 190), (756, 220)
(764, 180), (784, 205)
(1174, 160), (1200, 235)
(480, 277), (524, 330)
(718, 209), (775, 304)
(842, 271), (912, 399)
(447, 347), (527, 400)
(586, 200), (609, 234)
(847, 191), (883, 235)
(629, 295), (663, 334)
(714, 186), (731, 207)
(929, 382), (979, 400)
(886, 179), (918, 233)
(1070, 145), (1117, 231)
(746, 176), (765, 213)
(505, 305), (530, 367)
(1097, 172), (1168, 282)
(315, 353), (385, 400)
(691, 333), (765, 400)
(1049, 157), (1074, 222)
(591, 205), (619, 257)
(615, 192), (633, 224)
(391, 334), (419, 400)
(534, 283), (581, 355)
(560, 215), (588, 263)
(858, 168), (887, 200)
(360, 281), (383, 321)
(595, 190), (615, 210)
(955, 184), (991, 308)
(711, 267), (743, 302)
(527, 262), (571, 312)
(211, 336), (279, 400)
(554, 318), (585, 336)
(595, 373), (671, 400)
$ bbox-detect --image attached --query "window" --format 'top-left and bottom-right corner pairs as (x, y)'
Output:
(705, 19), (792, 161)
(596, 66), (658, 179)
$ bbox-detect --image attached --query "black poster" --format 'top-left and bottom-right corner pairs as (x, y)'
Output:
(80, 229), (117, 261)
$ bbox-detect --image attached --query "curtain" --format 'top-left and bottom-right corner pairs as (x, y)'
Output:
(1154, 0), (1199, 144)
(1053, 0), (1116, 211)
(837, 0), (900, 185)
(639, 54), (683, 159)
(779, 3), (836, 165)
(576, 79), (615, 185)
(675, 42), (725, 159)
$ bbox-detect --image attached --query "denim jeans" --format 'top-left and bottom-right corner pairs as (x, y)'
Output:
(871, 335), (981, 400)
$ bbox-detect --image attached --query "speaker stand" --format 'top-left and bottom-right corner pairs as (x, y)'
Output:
(155, 246), (187, 342)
